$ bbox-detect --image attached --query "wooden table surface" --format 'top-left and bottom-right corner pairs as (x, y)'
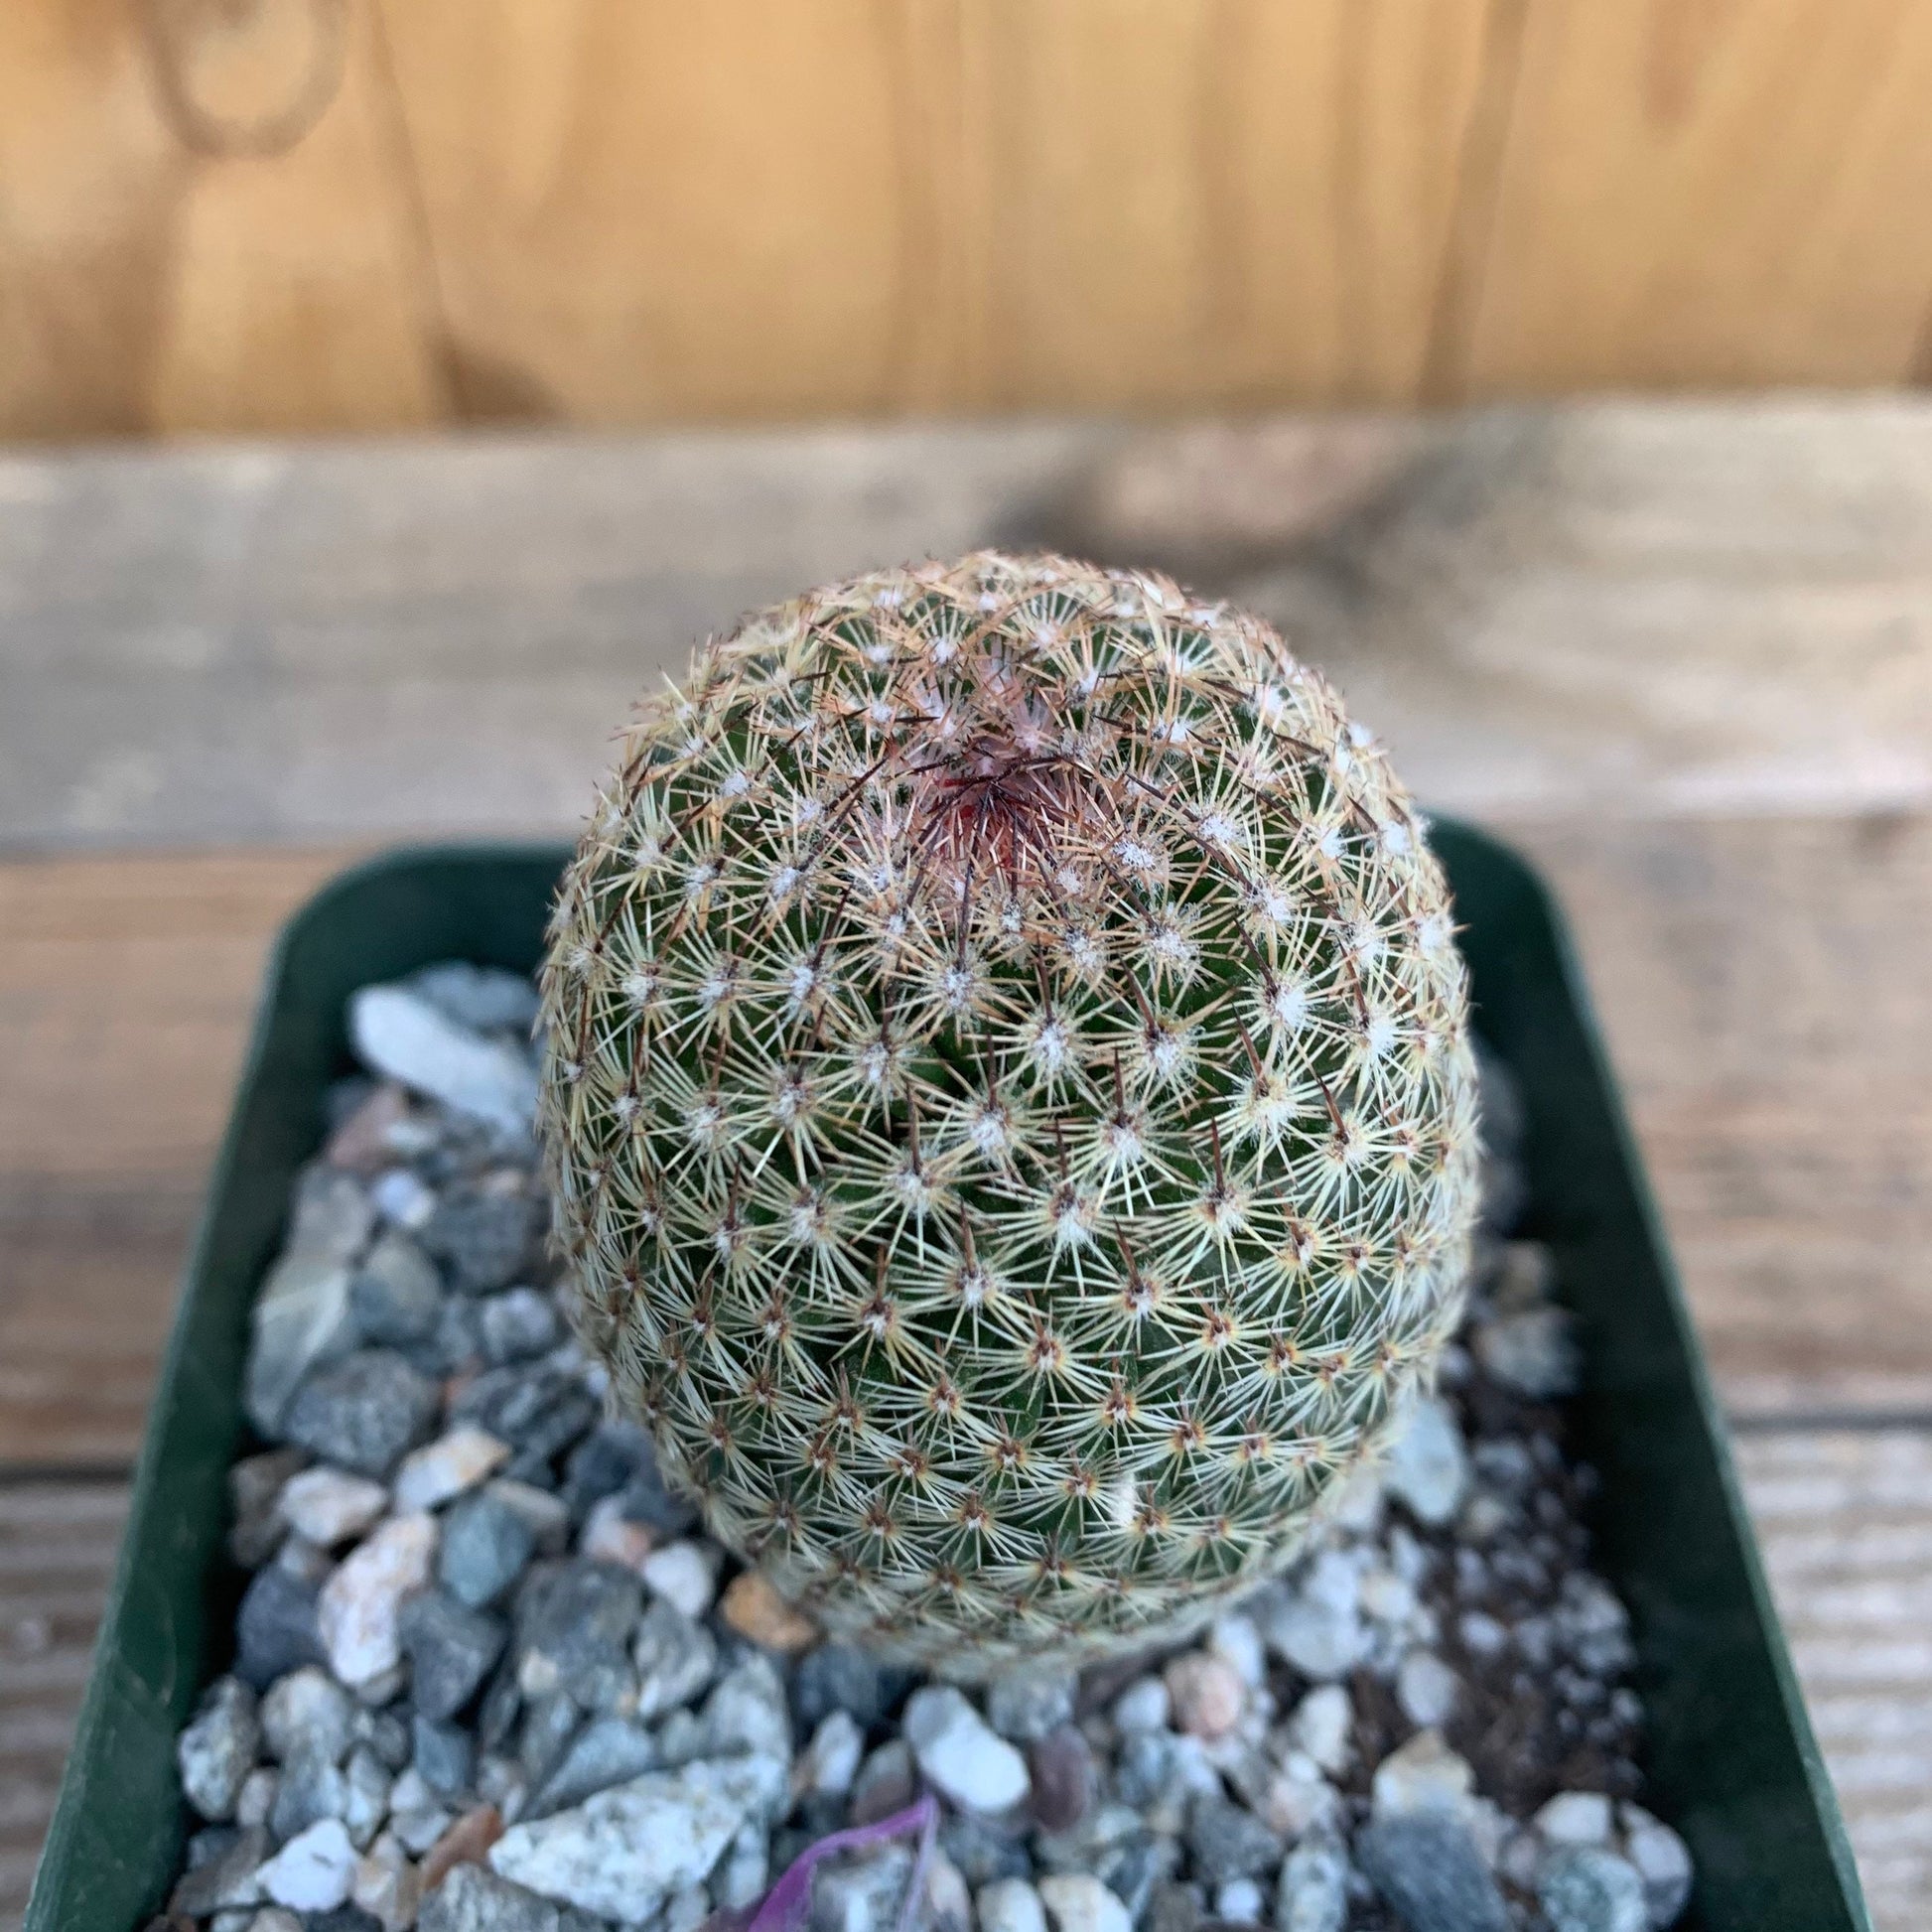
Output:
(3, 403), (1930, 1929)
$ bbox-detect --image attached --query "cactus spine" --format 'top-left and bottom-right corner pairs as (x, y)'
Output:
(540, 551), (1479, 1674)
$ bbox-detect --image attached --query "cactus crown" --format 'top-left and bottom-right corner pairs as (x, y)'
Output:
(540, 550), (1478, 1673)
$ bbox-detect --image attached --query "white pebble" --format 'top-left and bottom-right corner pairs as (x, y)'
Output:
(1396, 1650), (1461, 1729)
(1620, 1804), (1695, 1927)
(1381, 1396), (1471, 1527)
(370, 1169), (437, 1231)
(392, 1427), (510, 1513)
(349, 985), (538, 1136)
(640, 1541), (719, 1618)
(280, 1467), (389, 1547)
(318, 1514), (437, 1689)
(801, 1710), (866, 1797)
(902, 1686), (1031, 1814)
(1111, 1676), (1171, 1733)
(257, 1819), (357, 1912)
(1037, 1873), (1131, 1932)
(1213, 1878), (1263, 1922)
(1288, 1684), (1352, 1776)
(978, 1878), (1047, 1932)
(1370, 1727), (1473, 1820)
(1537, 1790), (1614, 1848)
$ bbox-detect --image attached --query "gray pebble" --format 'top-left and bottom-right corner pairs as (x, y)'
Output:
(516, 1560), (643, 1710)
(408, 964), (541, 1037)
(284, 1349), (439, 1479)
(245, 1257), (359, 1438)
(441, 1491), (538, 1610)
(169, 1825), (271, 1918)
(1184, 1796), (1282, 1885)
(418, 1860), (560, 1932)
(791, 1643), (894, 1734)
(271, 1748), (348, 1842)
(455, 1363), (600, 1467)
(349, 985), (538, 1139)
(349, 1233), (446, 1348)
(262, 1665), (355, 1764)
(481, 1288), (562, 1364)
(342, 1744), (393, 1850)
(178, 1677), (261, 1822)
(1538, 1848), (1649, 1932)
(228, 1447), (307, 1568)
(1027, 1725), (1095, 1835)
(414, 1713), (478, 1799)
(1273, 1832), (1348, 1932)
(401, 1589), (509, 1722)
(988, 1665), (1077, 1743)
(941, 1811), (1034, 1887)
(1099, 1835), (1178, 1923)
(422, 1189), (542, 1296)
(525, 1715), (657, 1818)
(1357, 1811), (1508, 1932)
(235, 1564), (327, 1689)
(849, 1740), (916, 1829)
(1141, 1881), (1200, 1932)
(518, 1692), (586, 1787)
(632, 1599), (718, 1722)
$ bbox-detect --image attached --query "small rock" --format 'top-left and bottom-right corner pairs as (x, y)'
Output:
(283, 1469), (392, 1548)
(812, 1845), (913, 1932)
(1165, 1654), (1246, 1742)
(718, 1818), (771, 1910)
(631, 1597), (718, 1720)
(401, 1589), (509, 1721)
(344, 1746), (394, 1851)
(1036, 1872), (1132, 1932)
(1110, 1678), (1170, 1734)
(903, 1686), (1030, 1814)
(236, 1560), (330, 1686)
(1273, 1832), (1347, 1932)
(409, 964), (540, 1036)
(480, 1290), (562, 1365)
(350, 1233), (447, 1348)
(422, 1188), (543, 1296)
(981, 1877), (1042, 1932)
(419, 1804), (507, 1894)
(1370, 1728), (1474, 1820)
(287, 1352), (441, 1480)
(271, 1748), (349, 1841)
(396, 1428), (514, 1514)
(517, 1694), (584, 1788)
(526, 1718), (657, 1818)
(1142, 1881), (1201, 1932)
(416, 1715), (479, 1799)
(236, 1767), (278, 1829)
(1212, 1878), (1263, 1923)
(640, 1541), (720, 1619)
(1258, 1551), (1366, 1682)
(516, 1560), (643, 1709)
(940, 1810), (1033, 1886)
(1382, 1397), (1471, 1528)
(1474, 1307), (1580, 1400)
(848, 1740), (916, 1827)
(799, 1710), (866, 1798)
(696, 1653), (791, 1802)
(179, 1677), (261, 1822)
(391, 1768), (457, 1856)
(793, 1644), (895, 1734)
(1185, 1796), (1281, 1884)
(245, 1257), (359, 1437)
(350, 986), (538, 1138)
(986, 1666), (1077, 1744)
(262, 1665), (356, 1764)
(441, 1491), (538, 1609)
(288, 1167), (382, 1263)
(1618, 1805), (1693, 1928)
(1027, 1725), (1095, 1835)
(1286, 1686), (1351, 1777)
(1208, 1614), (1267, 1689)
(578, 1493), (654, 1571)
(1396, 1651), (1461, 1730)
(352, 1833), (423, 1932)
(169, 1826), (270, 1917)
(491, 1482), (572, 1558)
(454, 1363), (600, 1467)
(1537, 1792), (1614, 1849)
(926, 1848), (974, 1932)
(1100, 1837), (1177, 1923)
(1357, 1812), (1508, 1932)
(259, 1819), (359, 1913)
(230, 1447), (308, 1567)
(486, 1757), (773, 1923)
(419, 1860), (558, 1932)
(326, 1083), (415, 1174)
(320, 1514), (439, 1689)
(1539, 1847), (1649, 1932)
(372, 1168), (440, 1232)
(719, 1569), (818, 1653)
(665, 1882), (712, 1932)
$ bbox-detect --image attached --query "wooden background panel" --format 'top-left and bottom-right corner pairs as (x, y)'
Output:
(1459, 0), (1932, 392)
(13, 1), (1932, 437)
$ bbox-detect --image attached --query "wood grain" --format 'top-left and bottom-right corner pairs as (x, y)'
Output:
(1457, 0), (1932, 393)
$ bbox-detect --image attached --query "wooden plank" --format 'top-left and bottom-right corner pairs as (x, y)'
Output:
(0, 1480), (126, 1932)
(1735, 1427), (1932, 1932)
(0, 0), (443, 439)
(1456, 0), (1932, 392)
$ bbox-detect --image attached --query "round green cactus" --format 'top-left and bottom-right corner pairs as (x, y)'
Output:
(539, 551), (1478, 1674)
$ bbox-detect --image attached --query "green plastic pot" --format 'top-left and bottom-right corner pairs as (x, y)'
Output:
(26, 830), (1870, 1932)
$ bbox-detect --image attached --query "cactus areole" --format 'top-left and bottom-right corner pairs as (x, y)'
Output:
(539, 552), (1480, 1674)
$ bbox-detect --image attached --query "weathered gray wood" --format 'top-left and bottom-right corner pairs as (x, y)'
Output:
(4, 401), (1931, 849)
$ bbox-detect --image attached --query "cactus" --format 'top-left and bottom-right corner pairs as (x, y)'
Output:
(539, 551), (1478, 1674)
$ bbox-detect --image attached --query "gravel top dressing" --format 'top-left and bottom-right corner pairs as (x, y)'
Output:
(160, 959), (1690, 1932)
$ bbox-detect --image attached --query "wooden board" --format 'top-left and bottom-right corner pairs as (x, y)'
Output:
(13, 3), (1932, 435)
